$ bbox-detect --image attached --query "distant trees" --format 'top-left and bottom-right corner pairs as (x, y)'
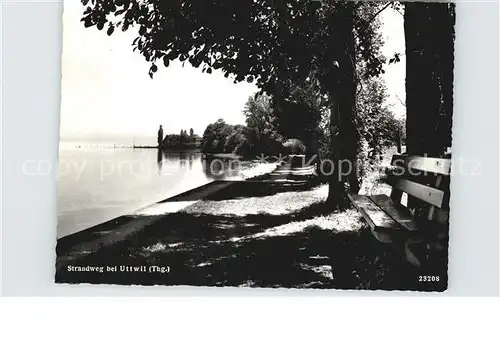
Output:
(157, 125), (164, 147)
(200, 119), (235, 154)
(201, 69), (402, 162)
(179, 129), (188, 144)
(357, 78), (403, 157)
(243, 94), (284, 156)
(224, 124), (250, 155)
(200, 113), (283, 157)
(272, 80), (328, 158)
(283, 139), (307, 155)
(162, 127), (200, 149)
(243, 94), (275, 139)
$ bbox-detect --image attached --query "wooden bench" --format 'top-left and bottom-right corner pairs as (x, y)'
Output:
(348, 154), (451, 267)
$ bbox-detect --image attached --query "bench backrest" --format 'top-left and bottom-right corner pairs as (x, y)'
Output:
(389, 155), (451, 221)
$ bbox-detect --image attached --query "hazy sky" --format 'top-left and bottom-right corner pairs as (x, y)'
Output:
(60, 1), (405, 145)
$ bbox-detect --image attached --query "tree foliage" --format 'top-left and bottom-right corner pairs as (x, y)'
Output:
(200, 116), (283, 157)
(81, 0), (385, 96)
(357, 78), (402, 156)
(200, 118), (236, 154)
(243, 94), (277, 139)
(283, 138), (306, 155)
(162, 127), (199, 149)
(272, 80), (328, 157)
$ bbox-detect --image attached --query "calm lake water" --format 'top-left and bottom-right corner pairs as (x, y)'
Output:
(57, 145), (242, 238)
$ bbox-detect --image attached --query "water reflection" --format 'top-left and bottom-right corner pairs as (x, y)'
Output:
(202, 155), (242, 180)
(156, 148), (163, 174)
(155, 151), (242, 180)
(179, 151), (187, 169)
(58, 147), (250, 238)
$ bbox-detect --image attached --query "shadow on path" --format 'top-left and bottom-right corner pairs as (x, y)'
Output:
(56, 200), (446, 291)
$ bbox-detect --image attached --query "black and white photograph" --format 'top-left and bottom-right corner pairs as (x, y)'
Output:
(55, 0), (455, 291)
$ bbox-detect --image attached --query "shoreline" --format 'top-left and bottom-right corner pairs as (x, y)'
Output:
(56, 161), (279, 259)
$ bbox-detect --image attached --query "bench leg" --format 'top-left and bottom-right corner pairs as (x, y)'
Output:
(370, 229), (421, 266)
(404, 238), (425, 267)
(370, 229), (433, 268)
(371, 229), (394, 244)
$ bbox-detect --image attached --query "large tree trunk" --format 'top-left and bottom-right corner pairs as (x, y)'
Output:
(339, 9), (360, 195)
(434, 4), (455, 153)
(326, 92), (344, 206)
(404, 2), (455, 156)
(325, 3), (359, 207)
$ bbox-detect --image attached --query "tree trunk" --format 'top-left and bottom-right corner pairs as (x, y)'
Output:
(405, 3), (435, 155)
(434, 4), (455, 154)
(339, 8), (360, 195)
(404, 2), (455, 156)
(326, 93), (344, 207)
(325, 3), (359, 207)
(396, 128), (402, 154)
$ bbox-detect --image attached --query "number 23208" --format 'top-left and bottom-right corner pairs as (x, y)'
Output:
(419, 276), (440, 282)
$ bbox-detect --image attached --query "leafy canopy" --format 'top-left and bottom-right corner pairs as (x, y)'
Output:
(81, 0), (386, 95)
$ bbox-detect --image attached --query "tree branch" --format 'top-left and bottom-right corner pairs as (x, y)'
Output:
(396, 94), (406, 107)
(355, 2), (392, 38)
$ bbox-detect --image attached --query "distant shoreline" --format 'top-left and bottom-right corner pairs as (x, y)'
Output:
(132, 145), (157, 149)
(201, 153), (242, 160)
(59, 142), (203, 152)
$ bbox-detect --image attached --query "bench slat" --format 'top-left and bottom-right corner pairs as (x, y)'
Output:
(348, 194), (399, 231)
(392, 155), (451, 175)
(369, 195), (419, 232)
(390, 178), (446, 208)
